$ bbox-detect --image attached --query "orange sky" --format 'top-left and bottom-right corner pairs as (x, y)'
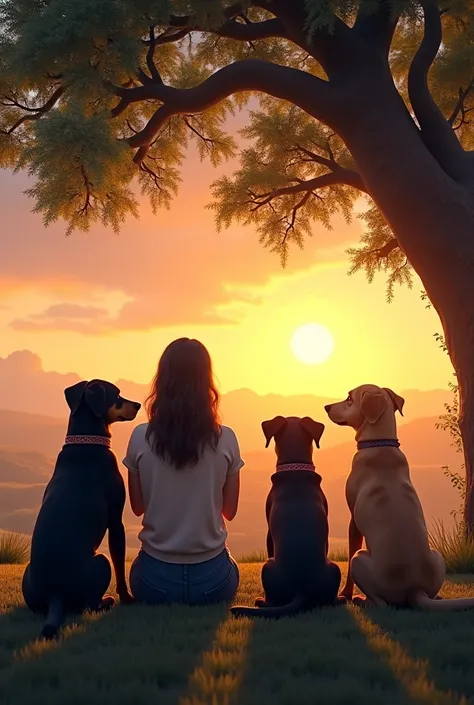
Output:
(0, 128), (453, 398)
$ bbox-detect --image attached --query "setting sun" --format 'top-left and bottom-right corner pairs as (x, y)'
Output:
(290, 323), (334, 365)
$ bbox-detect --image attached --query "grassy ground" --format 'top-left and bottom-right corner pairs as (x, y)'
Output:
(2, 564), (474, 704)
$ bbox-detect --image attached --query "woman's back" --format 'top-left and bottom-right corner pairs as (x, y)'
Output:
(125, 337), (242, 605)
(124, 422), (243, 563)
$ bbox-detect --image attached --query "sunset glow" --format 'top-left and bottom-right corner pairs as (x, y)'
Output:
(0, 139), (454, 399)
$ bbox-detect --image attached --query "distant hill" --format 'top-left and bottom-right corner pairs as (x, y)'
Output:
(219, 387), (452, 452)
(0, 409), (143, 463)
(0, 446), (52, 535)
(0, 410), (462, 555)
(0, 383), (452, 459)
(0, 446), (52, 483)
(1, 349), (451, 425)
(0, 411), (63, 460)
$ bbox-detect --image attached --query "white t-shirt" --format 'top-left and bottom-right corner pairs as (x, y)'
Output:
(122, 423), (244, 564)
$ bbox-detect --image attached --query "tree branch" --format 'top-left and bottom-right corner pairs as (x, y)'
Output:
(407, 1), (468, 182)
(79, 164), (93, 217)
(288, 143), (338, 170)
(183, 115), (221, 153)
(247, 170), (367, 210)
(152, 28), (190, 46)
(212, 17), (287, 41)
(166, 2), (287, 42)
(449, 79), (474, 128)
(280, 0), (369, 77)
(169, 2), (245, 27)
(112, 60), (337, 162)
(170, 0), (358, 77)
(354, 0), (401, 54)
(2, 86), (65, 134)
(146, 26), (162, 84)
(281, 190), (312, 245)
(155, 16), (286, 42)
(366, 238), (400, 259)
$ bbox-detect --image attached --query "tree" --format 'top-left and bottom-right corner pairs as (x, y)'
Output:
(1, 0), (474, 527)
(430, 327), (466, 526)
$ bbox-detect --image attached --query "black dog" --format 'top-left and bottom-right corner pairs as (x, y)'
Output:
(22, 379), (140, 640)
(230, 416), (342, 618)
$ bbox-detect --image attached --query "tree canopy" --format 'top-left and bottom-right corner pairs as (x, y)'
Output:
(0, 1), (473, 298)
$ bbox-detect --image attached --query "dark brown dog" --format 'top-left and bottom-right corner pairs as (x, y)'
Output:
(230, 416), (342, 618)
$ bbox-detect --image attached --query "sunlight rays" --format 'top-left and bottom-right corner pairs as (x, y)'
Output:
(350, 607), (467, 705)
(179, 616), (253, 705)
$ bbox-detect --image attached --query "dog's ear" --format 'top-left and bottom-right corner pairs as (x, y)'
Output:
(383, 388), (405, 417)
(64, 381), (88, 415)
(83, 381), (108, 417)
(261, 416), (287, 448)
(299, 417), (325, 449)
(360, 390), (388, 424)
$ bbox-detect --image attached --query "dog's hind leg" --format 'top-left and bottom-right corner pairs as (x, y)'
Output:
(82, 554), (113, 611)
(22, 564), (48, 614)
(312, 562), (343, 607)
(423, 550), (445, 599)
(350, 550), (387, 607)
(259, 559), (293, 608)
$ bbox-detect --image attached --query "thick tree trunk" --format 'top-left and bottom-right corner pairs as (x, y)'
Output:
(334, 65), (474, 532)
(458, 364), (474, 535)
(442, 301), (474, 535)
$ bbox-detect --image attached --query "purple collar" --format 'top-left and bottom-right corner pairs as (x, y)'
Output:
(357, 439), (400, 451)
(65, 435), (111, 448)
(276, 463), (315, 473)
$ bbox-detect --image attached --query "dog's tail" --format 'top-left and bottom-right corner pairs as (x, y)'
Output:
(230, 592), (306, 619)
(40, 596), (65, 640)
(410, 591), (474, 612)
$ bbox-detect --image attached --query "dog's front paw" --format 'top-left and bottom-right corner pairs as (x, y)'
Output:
(339, 588), (354, 602)
(335, 595), (348, 606)
(352, 595), (367, 607)
(40, 624), (60, 641)
(98, 595), (116, 611)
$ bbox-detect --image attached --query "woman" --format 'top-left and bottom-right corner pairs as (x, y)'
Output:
(123, 338), (243, 605)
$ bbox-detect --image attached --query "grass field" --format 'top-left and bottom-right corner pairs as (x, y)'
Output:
(2, 563), (474, 704)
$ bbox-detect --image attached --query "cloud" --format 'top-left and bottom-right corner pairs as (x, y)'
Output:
(0, 350), (81, 417)
(0, 349), (151, 417)
(11, 303), (111, 333)
(39, 303), (109, 320)
(10, 297), (238, 335)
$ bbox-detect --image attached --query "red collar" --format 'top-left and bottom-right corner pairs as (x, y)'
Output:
(276, 463), (315, 473)
(64, 435), (111, 448)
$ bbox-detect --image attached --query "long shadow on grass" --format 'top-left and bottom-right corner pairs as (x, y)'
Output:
(354, 603), (474, 703)
(235, 604), (424, 705)
(0, 605), (44, 671)
(0, 601), (227, 705)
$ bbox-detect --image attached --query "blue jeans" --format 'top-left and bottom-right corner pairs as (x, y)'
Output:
(129, 548), (240, 606)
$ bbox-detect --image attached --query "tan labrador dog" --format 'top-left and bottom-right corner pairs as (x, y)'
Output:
(325, 384), (474, 611)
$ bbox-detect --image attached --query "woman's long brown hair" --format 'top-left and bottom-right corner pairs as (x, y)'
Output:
(145, 338), (221, 468)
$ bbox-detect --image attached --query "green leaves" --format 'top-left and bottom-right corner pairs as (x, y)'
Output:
(346, 206), (412, 303)
(0, 0), (472, 296)
(208, 99), (358, 266)
(22, 107), (138, 234)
